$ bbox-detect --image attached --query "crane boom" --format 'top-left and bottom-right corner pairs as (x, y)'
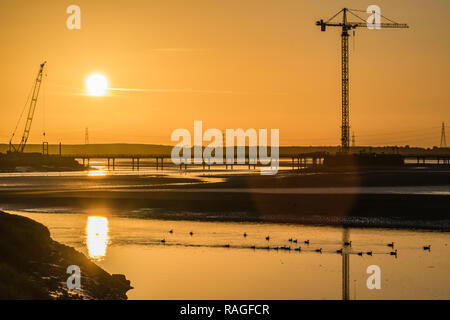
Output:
(316, 8), (408, 152)
(10, 61), (46, 153)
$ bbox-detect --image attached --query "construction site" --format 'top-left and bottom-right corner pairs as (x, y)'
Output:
(1, 8), (449, 172)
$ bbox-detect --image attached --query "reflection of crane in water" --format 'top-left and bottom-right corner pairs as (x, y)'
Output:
(342, 228), (350, 300)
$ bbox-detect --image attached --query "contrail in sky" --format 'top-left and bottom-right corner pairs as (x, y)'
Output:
(109, 88), (287, 95)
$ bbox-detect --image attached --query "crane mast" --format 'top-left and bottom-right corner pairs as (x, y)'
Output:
(341, 9), (350, 152)
(316, 8), (408, 153)
(9, 61), (46, 153)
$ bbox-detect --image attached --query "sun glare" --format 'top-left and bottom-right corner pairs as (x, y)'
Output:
(86, 216), (109, 260)
(86, 73), (108, 96)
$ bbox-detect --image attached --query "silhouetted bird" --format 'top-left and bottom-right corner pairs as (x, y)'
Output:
(336, 248), (343, 254)
(265, 236), (270, 241)
(189, 232), (194, 236)
(315, 248), (322, 253)
(294, 247), (302, 252)
(387, 242), (394, 248)
(169, 230), (173, 234)
(293, 239), (298, 243)
(250, 245), (256, 249)
(304, 240), (310, 245)
(423, 245), (431, 251)
(161, 239), (166, 243)
(390, 249), (398, 257)
(243, 233), (247, 237)
(357, 252), (363, 256)
(288, 238), (293, 242)
(367, 251), (373, 256)
(344, 241), (352, 247)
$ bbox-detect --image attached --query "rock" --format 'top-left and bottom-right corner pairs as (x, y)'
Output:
(0, 211), (132, 300)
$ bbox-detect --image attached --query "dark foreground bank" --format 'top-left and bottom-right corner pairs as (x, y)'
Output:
(0, 211), (132, 299)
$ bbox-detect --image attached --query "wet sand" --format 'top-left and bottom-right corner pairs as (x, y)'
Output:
(0, 167), (449, 230)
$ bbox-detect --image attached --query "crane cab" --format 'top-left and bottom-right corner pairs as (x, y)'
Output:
(316, 20), (326, 31)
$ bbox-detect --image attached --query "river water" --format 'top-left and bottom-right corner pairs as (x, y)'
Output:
(4, 208), (449, 300)
(1, 167), (450, 299)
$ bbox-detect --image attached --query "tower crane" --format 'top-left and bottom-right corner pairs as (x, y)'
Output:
(316, 8), (408, 152)
(9, 61), (47, 153)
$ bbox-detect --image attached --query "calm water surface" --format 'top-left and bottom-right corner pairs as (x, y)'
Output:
(7, 209), (450, 300)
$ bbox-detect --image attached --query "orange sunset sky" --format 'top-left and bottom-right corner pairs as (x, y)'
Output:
(0, 0), (449, 147)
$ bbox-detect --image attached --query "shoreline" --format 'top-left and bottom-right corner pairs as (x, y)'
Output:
(0, 167), (449, 232)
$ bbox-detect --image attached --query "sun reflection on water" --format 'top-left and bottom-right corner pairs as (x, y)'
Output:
(86, 216), (110, 261)
(88, 169), (108, 177)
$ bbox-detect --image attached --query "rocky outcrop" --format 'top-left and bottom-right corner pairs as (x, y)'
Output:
(0, 211), (132, 299)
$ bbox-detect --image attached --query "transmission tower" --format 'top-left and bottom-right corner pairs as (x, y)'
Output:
(316, 8), (408, 152)
(441, 122), (447, 148)
(85, 127), (89, 145)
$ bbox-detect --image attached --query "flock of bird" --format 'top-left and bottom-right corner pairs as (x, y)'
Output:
(160, 230), (432, 257)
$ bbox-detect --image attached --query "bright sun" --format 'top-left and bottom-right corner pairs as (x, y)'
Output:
(86, 73), (108, 96)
